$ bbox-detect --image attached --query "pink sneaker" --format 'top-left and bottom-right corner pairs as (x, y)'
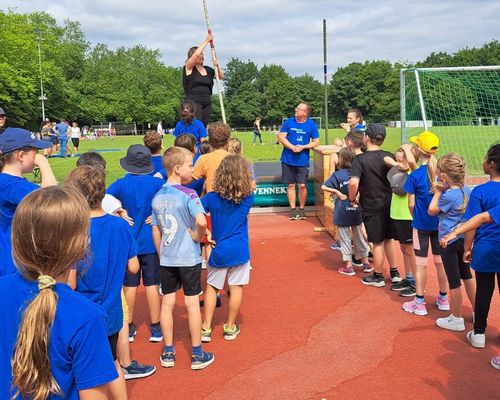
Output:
(402, 299), (428, 316)
(436, 296), (450, 311)
(338, 266), (355, 276)
(491, 356), (500, 371)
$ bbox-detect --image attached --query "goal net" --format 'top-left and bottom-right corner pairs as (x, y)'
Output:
(400, 66), (500, 175)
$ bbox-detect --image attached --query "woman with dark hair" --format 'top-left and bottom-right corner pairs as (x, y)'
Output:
(173, 100), (208, 158)
(183, 34), (224, 127)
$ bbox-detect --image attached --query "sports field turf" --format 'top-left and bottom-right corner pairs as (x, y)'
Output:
(41, 125), (496, 183)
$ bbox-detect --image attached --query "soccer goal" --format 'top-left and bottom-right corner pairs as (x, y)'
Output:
(400, 66), (500, 175)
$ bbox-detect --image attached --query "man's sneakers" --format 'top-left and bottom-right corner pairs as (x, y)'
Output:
(160, 350), (176, 368)
(223, 323), (241, 341)
(191, 351), (215, 370)
(361, 273), (385, 287)
(149, 323), (163, 343)
(466, 330), (486, 348)
(436, 314), (465, 331)
(122, 360), (156, 380)
(201, 326), (212, 343)
(402, 299), (428, 316)
(129, 322), (137, 343)
(289, 208), (306, 220)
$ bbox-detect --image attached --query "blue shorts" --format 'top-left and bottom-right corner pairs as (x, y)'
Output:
(124, 253), (160, 287)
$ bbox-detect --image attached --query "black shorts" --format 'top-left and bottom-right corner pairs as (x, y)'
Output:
(392, 219), (413, 245)
(108, 332), (119, 361)
(124, 252), (160, 287)
(71, 138), (80, 147)
(363, 213), (395, 244)
(413, 229), (440, 257)
(440, 238), (473, 289)
(160, 264), (202, 296)
(281, 162), (309, 184)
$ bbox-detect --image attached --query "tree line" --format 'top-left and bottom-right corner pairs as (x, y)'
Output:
(1, 10), (500, 131)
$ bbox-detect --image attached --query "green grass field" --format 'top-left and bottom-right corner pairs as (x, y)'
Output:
(40, 125), (497, 183)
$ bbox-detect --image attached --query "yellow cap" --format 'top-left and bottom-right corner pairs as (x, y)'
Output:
(410, 131), (439, 154)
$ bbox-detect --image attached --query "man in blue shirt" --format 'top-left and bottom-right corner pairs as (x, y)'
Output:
(55, 119), (70, 157)
(278, 102), (320, 220)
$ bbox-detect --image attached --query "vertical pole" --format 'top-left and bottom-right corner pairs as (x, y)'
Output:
(36, 29), (46, 121)
(323, 19), (329, 145)
(400, 68), (406, 144)
(203, 0), (226, 124)
(414, 69), (428, 131)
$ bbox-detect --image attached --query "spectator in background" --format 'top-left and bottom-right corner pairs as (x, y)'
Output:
(55, 119), (70, 157)
(70, 122), (81, 156)
(0, 108), (8, 134)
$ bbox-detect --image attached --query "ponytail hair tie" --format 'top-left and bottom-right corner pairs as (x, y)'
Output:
(38, 275), (57, 291)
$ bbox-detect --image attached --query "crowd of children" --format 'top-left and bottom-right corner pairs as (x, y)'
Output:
(323, 124), (500, 370)
(0, 113), (499, 398)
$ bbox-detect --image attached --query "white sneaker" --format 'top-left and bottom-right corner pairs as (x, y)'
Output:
(466, 330), (485, 348)
(436, 314), (465, 331)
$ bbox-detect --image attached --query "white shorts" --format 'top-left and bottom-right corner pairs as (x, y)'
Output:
(207, 261), (251, 290)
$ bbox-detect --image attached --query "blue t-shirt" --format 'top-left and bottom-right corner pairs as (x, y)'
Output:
(464, 181), (500, 273)
(201, 193), (254, 268)
(149, 155), (167, 180)
(173, 119), (208, 146)
(0, 273), (117, 399)
(76, 214), (138, 336)
(404, 164), (438, 231)
(56, 122), (70, 138)
(437, 186), (471, 242)
(280, 117), (319, 167)
(0, 174), (39, 277)
(152, 183), (205, 267)
(489, 204), (500, 223)
(323, 169), (362, 227)
(107, 174), (165, 255)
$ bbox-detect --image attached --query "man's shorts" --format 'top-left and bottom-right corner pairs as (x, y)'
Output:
(124, 253), (160, 287)
(207, 261), (251, 290)
(392, 219), (413, 245)
(363, 213), (395, 244)
(160, 264), (202, 296)
(281, 162), (309, 184)
(413, 229), (440, 257)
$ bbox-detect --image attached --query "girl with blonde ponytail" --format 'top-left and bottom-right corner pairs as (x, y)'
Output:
(0, 186), (118, 400)
(428, 153), (475, 332)
(402, 131), (450, 317)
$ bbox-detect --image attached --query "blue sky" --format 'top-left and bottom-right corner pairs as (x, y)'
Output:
(5, 0), (500, 80)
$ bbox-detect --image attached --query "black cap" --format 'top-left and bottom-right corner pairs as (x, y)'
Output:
(0, 107), (5, 116)
(365, 123), (386, 139)
(119, 144), (154, 174)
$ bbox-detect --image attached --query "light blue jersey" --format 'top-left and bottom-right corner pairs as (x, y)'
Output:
(152, 183), (205, 267)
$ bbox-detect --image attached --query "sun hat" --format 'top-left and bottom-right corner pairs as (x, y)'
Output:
(410, 131), (439, 154)
(0, 127), (51, 154)
(119, 144), (154, 174)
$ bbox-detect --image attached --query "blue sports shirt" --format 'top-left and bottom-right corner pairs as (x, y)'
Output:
(280, 117), (319, 167)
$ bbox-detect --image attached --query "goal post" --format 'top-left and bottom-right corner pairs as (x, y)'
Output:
(400, 66), (500, 175)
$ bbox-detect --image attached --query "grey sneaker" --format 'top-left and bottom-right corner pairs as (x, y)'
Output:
(361, 273), (385, 287)
(297, 208), (306, 220)
(289, 208), (299, 220)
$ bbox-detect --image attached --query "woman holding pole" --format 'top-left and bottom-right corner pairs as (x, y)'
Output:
(183, 34), (224, 127)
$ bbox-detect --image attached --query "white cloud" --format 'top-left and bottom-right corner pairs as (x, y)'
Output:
(5, 0), (500, 79)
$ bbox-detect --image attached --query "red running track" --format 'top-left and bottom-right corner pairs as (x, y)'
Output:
(127, 214), (500, 399)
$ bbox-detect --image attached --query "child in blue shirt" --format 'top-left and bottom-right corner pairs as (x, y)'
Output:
(201, 155), (254, 342)
(0, 128), (56, 277)
(66, 165), (141, 396)
(173, 100), (208, 157)
(107, 144), (165, 343)
(456, 143), (500, 349)
(428, 153), (474, 332)
(322, 148), (372, 276)
(0, 186), (117, 400)
(402, 131), (449, 317)
(152, 146), (214, 370)
(144, 130), (167, 179)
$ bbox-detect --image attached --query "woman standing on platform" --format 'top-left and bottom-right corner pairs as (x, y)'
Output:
(183, 34), (224, 127)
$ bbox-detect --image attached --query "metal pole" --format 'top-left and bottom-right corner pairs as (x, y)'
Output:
(414, 69), (428, 131)
(36, 30), (46, 121)
(323, 19), (329, 144)
(202, 0), (226, 124)
(400, 68), (406, 144)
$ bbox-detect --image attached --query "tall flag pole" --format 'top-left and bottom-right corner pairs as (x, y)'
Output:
(203, 0), (226, 124)
(323, 19), (329, 144)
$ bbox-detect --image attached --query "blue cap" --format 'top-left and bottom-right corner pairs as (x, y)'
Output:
(0, 127), (52, 154)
